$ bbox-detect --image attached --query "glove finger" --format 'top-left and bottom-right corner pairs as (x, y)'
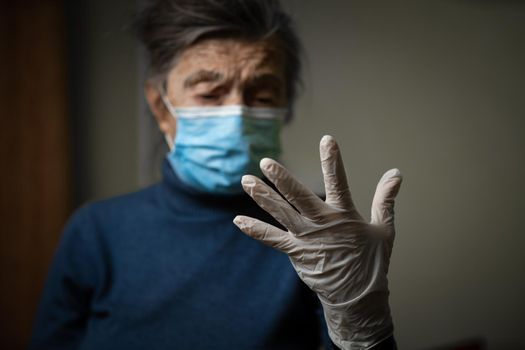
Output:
(233, 215), (296, 254)
(259, 158), (325, 220)
(371, 168), (403, 226)
(241, 175), (304, 232)
(319, 135), (357, 212)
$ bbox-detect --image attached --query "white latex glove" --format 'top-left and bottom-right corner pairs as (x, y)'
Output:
(233, 135), (402, 350)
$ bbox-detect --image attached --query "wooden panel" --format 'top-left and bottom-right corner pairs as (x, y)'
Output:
(0, 0), (71, 348)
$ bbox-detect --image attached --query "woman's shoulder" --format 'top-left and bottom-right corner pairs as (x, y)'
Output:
(91, 183), (161, 213)
(65, 183), (164, 237)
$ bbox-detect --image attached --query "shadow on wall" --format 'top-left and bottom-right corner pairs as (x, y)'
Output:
(426, 338), (485, 350)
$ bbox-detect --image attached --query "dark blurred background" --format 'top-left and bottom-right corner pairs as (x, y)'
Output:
(1, 0), (524, 349)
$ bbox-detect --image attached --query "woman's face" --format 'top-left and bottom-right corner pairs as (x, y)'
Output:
(145, 37), (288, 140)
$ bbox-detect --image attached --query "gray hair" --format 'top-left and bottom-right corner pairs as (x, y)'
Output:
(134, 0), (303, 120)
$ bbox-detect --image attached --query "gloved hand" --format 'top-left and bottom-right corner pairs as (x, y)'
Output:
(233, 135), (403, 350)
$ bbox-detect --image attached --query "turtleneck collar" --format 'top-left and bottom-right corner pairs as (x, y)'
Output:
(158, 159), (264, 218)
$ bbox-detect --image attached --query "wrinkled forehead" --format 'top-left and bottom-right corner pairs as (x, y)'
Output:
(168, 37), (286, 83)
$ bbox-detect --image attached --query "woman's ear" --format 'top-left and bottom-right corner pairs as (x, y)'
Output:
(144, 81), (176, 137)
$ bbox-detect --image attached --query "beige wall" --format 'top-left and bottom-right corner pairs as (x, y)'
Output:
(281, 1), (525, 349)
(67, 0), (142, 202)
(75, 1), (525, 349)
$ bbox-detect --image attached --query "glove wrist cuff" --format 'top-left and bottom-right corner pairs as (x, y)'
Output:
(320, 290), (393, 350)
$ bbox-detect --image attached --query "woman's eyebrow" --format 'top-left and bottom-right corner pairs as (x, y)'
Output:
(246, 73), (284, 89)
(245, 73), (285, 93)
(183, 70), (224, 89)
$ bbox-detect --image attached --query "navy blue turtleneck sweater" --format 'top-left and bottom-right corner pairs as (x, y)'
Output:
(30, 161), (396, 350)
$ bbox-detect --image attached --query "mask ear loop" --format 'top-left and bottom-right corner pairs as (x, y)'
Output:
(159, 92), (178, 152)
(164, 133), (175, 151)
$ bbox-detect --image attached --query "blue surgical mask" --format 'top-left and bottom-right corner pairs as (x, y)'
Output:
(162, 96), (286, 195)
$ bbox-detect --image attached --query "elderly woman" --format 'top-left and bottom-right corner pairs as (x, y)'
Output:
(30, 1), (401, 349)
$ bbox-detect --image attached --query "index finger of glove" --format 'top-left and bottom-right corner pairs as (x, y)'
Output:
(259, 158), (326, 220)
(371, 168), (403, 226)
(233, 215), (296, 254)
(241, 175), (304, 232)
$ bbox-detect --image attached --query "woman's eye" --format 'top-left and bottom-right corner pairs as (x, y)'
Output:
(198, 94), (218, 101)
(254, 97), (276, 106)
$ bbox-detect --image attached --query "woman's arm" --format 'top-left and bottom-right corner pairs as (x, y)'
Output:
(29, 206), (101, 349)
